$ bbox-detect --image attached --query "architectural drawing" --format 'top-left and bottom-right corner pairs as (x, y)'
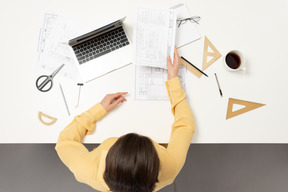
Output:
(135, 65), (186, 101)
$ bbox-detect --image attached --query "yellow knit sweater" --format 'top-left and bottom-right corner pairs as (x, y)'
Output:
(55, 76), (195, 191)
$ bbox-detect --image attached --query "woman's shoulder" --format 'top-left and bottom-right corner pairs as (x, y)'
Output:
(152, 141), (177, 180)
(95, 137), (119, 152)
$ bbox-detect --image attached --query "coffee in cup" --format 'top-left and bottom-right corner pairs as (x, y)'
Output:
(223, 50), (245, 71)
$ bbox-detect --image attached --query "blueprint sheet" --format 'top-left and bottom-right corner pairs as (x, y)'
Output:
(134, 7), (177, 69)
(135, 65), (186, 101)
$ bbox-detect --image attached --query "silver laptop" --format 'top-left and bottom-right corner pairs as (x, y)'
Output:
(69, 17), (132, 82)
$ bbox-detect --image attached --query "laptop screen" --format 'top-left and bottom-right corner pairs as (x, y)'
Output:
(68, 17), (126, 46)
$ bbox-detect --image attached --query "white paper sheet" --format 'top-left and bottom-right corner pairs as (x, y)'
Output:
(170, 3), (201, 47)
(37, 14), (89, 81)
(37, 13), (58, 62)
(134, 7), (177, 69)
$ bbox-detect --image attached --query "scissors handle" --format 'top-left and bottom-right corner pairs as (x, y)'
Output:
(36, 75), (53, 92)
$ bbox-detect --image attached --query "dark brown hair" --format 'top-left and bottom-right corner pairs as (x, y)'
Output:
(104, 133), (160, 192)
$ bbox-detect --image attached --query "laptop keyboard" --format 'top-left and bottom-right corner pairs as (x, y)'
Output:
(72, 27), (129, 65)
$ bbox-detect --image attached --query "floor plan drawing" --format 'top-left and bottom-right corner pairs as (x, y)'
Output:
(135, 65), (186, 101)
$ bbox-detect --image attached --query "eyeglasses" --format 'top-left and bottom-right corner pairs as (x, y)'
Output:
(177, 16), (201, 27)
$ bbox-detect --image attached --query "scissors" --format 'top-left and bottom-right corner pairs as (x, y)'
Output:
(36, 64), (65, 92)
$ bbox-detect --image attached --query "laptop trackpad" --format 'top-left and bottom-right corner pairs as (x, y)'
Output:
(78, 48), (131, 82)
(117, 45), (133, 65)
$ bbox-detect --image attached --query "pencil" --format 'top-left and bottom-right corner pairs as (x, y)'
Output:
(59, 83), (70, 116)
(180, 56), (208, 77)
(214, 73), (223, 96)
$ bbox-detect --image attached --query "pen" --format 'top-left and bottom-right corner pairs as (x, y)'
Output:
(214, 73), (223, 96)
(180, 56), (208, 77)
(59, 83), (70, 116)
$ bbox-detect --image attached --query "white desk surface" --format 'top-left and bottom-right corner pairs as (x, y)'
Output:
(1, 0), (288, 143)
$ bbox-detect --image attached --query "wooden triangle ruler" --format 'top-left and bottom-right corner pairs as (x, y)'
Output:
(226, 98), (265, 120)
(202, 36), (222, 71)
(38, 112), (57, 126)
(180, 57), (202, 78)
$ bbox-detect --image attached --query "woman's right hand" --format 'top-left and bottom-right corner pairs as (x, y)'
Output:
(100, 92), (128, 112)
(167, 46), (180, 80)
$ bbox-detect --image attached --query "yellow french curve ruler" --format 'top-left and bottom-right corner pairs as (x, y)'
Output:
(38, 111), (57, 126)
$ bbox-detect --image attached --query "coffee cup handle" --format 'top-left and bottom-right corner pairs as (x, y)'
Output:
(241, 66), (246, 71)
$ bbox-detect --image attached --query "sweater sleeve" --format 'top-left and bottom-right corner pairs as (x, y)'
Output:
(165, 76), (195, 177)
(55, 103), (107, 182)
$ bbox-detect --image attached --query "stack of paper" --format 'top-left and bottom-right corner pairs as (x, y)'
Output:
(134, 7), (177, 69)
(134, 7), (187, 101)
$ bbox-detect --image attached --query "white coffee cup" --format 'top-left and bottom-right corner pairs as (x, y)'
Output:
(223, 50), (245, 72)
